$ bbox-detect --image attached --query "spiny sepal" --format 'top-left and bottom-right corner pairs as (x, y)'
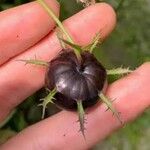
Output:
(18, 58), (49, 67)
(82, 33), (101, 53)
(107, 67), (133, 75)
(59, 32), (101, 54)
(59, 38), (83, 53)
(56, 31), (66, 49)
(88, 33), (101, 53)
(38, 88), (57, 119)
(99, 92), (123, 124)
(77, 100), (86, 139)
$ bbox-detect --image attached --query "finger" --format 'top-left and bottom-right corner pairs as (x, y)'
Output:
(1, 62), (150, 150)
(63, 3), (116, 45)
(0, 0), (59, 65)
(0, 3), (116, 121)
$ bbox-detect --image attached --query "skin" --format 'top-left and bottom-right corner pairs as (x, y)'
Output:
(0, 0), (149, 149)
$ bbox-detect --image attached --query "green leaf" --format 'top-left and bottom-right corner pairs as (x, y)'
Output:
(9, 111), (28, 132)
(0, 129), (16, 145)
(0, 109), (16, 129)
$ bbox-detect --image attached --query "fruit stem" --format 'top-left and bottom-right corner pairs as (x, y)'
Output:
(37, 0), (81, 60)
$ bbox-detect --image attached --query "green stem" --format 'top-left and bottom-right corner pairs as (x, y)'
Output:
(37, 0), (81, 60)
(37, 0), (72, 42)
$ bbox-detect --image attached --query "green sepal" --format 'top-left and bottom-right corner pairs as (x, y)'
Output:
(99, 92), (123, 124)
(89, 33), (101, 53)
(83, 33), (101, 53)
(59, 38), (83, 53)
(18, 59), (49, 67)
(107, 67), (133, 75)
(38, 88), (57, 119)
(77, 100), (86, 139)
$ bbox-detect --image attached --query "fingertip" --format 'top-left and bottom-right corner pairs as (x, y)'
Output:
(0, 0), (60, 65)
(95, 2), (117, 32)
(63, 2), (117, 45)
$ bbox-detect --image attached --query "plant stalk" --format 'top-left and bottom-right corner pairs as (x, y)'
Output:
(37, 0), (81, 60)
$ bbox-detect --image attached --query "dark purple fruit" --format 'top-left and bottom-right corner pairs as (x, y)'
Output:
(45, 49), (106, 110)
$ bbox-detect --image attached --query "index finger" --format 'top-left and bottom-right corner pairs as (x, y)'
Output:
(0, 0), (59, 65)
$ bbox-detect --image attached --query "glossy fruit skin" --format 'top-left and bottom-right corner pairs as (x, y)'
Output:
(45, 50), (106, 110)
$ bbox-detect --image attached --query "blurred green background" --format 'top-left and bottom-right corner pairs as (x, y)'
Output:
(0, 0), (150, 149)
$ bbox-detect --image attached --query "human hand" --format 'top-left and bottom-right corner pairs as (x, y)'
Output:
(0, 0), (149, 149)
